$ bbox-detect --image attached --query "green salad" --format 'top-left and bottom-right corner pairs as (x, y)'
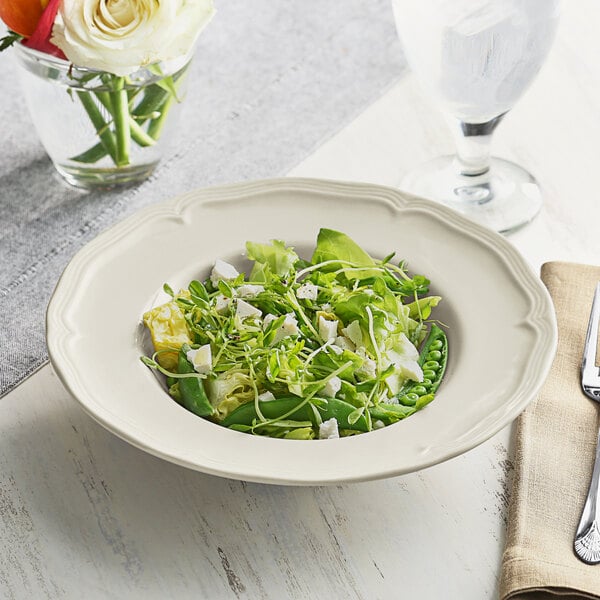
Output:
(141, 228), (447, 440)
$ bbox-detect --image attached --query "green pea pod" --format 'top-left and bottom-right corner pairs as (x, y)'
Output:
(177, 345), (214, 417)
(221, 396), (369, 432)
(418, 324), (448, 394)
(396, 324), (448, 405)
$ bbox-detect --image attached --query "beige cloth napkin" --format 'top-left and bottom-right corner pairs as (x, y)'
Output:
(500, 262), (600, 600)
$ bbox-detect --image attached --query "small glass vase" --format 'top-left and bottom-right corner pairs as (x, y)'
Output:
(14, 43), (191, 189)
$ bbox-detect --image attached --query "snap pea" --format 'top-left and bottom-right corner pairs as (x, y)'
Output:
(395, 324), (448, 405)
(418, 324), (448, 394)
(221, 396), (369, 432)
(176, 345), (214, 417)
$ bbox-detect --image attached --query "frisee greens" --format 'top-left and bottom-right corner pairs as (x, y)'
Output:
(141, 228), (446, 440)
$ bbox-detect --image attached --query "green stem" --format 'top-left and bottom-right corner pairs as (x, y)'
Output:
(94, 91), (156, 147)
(147, 93), (175, 140)
(75, 91), (118, 164)
(132, 85), (170, 119)
(70, 142), (108, 164)
(147, 67), (189, 140)
(130, 119), (158, 147)
(109, 77), (130, 167)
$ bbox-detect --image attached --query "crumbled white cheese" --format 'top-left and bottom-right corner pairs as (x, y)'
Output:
(355, 347), (377, 379)
(258, 391), (276, 402)
(381, 337), (424, 395)
(396, 359), (424, 382)
(262, 313), (301, 342)
(281, 314), (299, 336)
(272, 313), (300, 343)
(319, 417), (340, 440)
(318, 315), (338, 342)
(186, 344), (212, 374)
(236, 299), (262, 320)
(358, 358), (377, 379)
(210, 259), (239, 286)
(385, 346), (424, 382)
(214, 294), (231, 314)
(296, 282), (318, 300)
(322, 376), (342, 397)
(329, 344), (343, 356)
(396, 333), (420, 361)
(237, 284), (264, 298)
(334, 335), (355, 351)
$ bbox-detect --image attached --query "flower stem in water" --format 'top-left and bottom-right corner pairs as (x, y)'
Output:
(75, 90), (118, 164)
(109, 77), (130, 167)
(70, 63), (189, 166)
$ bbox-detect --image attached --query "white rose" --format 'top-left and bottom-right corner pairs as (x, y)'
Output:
(51, 0), (215, 76)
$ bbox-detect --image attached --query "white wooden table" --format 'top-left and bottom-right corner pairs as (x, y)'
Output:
(2, 3), (600, 598)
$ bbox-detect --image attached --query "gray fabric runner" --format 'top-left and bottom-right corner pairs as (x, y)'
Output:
(0, 0), (406, 397)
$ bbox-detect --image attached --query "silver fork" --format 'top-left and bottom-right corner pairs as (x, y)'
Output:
(574, 282), (600, 564)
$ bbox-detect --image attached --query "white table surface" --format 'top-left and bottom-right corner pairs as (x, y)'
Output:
(3, 2), (600, 599)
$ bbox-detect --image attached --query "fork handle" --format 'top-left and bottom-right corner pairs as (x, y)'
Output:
(574, 428), (600, 564)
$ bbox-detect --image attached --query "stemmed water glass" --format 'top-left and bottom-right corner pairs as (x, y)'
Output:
(392, 0), (560, 233)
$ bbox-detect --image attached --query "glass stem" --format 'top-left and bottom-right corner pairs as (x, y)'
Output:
(451, 114), (505, 177)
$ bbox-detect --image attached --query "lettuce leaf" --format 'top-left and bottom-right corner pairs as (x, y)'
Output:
(246, 240), (298, 282)
(311, 228), (380, 280)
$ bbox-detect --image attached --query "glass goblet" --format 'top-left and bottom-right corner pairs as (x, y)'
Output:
(392, 0), (560, 233)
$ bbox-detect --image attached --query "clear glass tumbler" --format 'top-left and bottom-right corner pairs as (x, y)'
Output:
(392, 0), (560, 233)
(15, 44), (191, 189)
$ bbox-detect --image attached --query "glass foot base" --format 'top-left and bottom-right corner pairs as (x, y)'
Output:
(56, 162), (158, 190)
(400, 156), (542, 234)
